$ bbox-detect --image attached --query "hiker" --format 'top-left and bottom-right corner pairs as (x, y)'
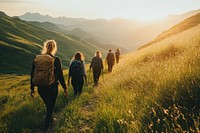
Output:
(106, 49), (115, 73)
(30, 40), (68, 131)
(90, 50), (104, 86)
(68, 52), (88, 97)
(115, 48), (120, 64)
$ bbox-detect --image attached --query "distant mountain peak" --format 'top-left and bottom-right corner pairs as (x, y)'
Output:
(138, 12), (200, 50)
(23, 12), (41, 16)
(20, 12), (54, 22)
(26, 12), (40, 15)
(72, 27), (83, 31)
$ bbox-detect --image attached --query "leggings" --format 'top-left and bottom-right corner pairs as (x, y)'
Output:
(93, 69), (101, 85)
(38, 85), (58, 130)
(116, 57), (119, 63)
(107, 63), (114, 73)
(71, 77), (84, 97)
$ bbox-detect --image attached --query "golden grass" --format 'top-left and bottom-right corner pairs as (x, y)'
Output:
(90, 25), (200, 132)
(0, 25), (200, 132)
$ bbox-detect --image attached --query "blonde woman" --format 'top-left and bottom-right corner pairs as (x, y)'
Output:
(90, 50), (104, 86)
(30, 40), (68, 131)
(68, 52), (87, 97)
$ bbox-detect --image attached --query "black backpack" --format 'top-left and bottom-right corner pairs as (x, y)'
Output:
(69, 60), (84, 79)
(92, 57), (102, 70)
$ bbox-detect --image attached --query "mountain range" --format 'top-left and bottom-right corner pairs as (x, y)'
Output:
(1, 8), (200, 132)
(129, 9), (200, 49)
(1, 8), (200, 74)
(139, 13), (200, 49)
(0, 11), (109, 74)
(20, 9), (200, 50)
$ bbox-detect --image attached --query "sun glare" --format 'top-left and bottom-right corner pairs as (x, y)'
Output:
(130, 13), (164, 21)
(0, 0), (200, 21)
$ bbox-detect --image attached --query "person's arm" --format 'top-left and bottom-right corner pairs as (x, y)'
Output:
(101, 58), (104, 70)
(83, 61), (88, 85)
(67, 60), (72, 86)
(55, 57), (68, 95)
(67, 75), (71, 86)
(84, 75), (88, 86)
(112, 53), (115, 64)
(30, 61), (35, 97)
(90, 58), (94, 70)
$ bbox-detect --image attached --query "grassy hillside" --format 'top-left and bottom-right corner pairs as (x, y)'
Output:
(139, 13), (200, 50)
(0, 11), (107, 74)
(55, 23), (200, 132)
(19, 10), (200, 51)
(28, 21), (92, 39)
(28, 21), (123, 53)
(0, 16), (199, 133)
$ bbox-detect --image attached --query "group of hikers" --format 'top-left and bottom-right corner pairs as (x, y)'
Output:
(30, 40), (120, 131)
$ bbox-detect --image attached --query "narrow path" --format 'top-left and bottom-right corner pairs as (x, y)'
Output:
(53, 70), (108, 133)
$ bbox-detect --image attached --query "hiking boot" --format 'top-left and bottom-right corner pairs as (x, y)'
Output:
(94, 82), (98, 86)
(50, 117), (57, 127)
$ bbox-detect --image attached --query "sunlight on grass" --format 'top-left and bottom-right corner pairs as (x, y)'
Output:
(90, 25), (200, 132)
(1, 25), (200, 132)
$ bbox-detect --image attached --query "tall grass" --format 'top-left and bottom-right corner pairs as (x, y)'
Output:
(0, 71), (71, 133)
(92, 25), (200, 132)
(0, 69), (94, 132)
(0, 14), (108, 74)
(1, 25), (200, 132)
(56, 25), (200, 132)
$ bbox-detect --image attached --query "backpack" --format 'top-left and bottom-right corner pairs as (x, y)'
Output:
(69, 60), (84, 79)
(32, 54), (55, 86)
(92, 57), (102, 70)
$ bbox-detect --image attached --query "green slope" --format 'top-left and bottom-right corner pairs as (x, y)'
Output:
(56, 23), (200, 133)
(28, 21), (123, 53)
(139, 13), (200, 50)
(0, 11), (107, 74)
(0, 18), (199, 132)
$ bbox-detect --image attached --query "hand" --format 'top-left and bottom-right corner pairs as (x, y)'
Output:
(67, 81), (70, 86)
(64, 89), (68, 97)
(67, 79), (70, 86)
(30, 90), (35, 98)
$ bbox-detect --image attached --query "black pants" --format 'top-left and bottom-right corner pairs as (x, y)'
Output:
(71, 77), (84, 97)
(38, 84), (58, 130)
(116, 57), (119, 63)
(93, 69), (101, 85)
(107, 63), (114, 73)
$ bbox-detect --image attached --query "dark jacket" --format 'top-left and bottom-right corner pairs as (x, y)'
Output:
(90, 56), (104, 70)
(115, 51), (120, 58)
(30, 56), (67, 91)
(106, 52), (115, 64)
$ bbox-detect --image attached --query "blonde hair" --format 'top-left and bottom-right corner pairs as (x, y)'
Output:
(73, 51), (85, 61)
(95, 50), (102, 58)
(41, 40), (57, 56)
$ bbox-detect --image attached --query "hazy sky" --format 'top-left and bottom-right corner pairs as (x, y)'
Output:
(0, 0), (200, 20)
